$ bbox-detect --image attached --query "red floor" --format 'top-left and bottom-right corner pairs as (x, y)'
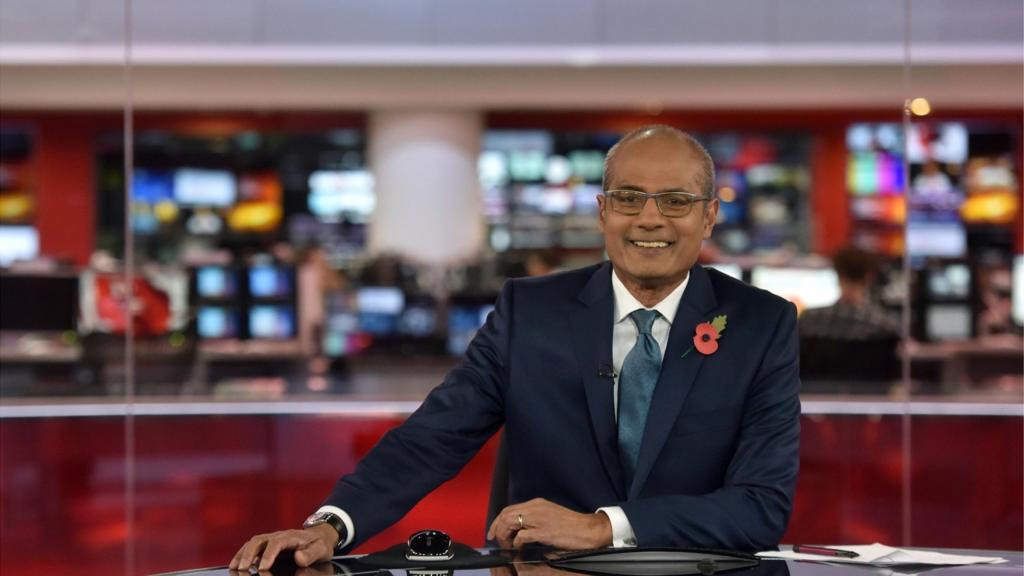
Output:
(1, 413), (1021, 575)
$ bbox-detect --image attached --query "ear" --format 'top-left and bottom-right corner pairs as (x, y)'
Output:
(702, 198), (719, 239)
(597, 194), (607, 232)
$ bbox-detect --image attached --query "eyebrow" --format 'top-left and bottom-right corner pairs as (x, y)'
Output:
(615, 184), (696, 194)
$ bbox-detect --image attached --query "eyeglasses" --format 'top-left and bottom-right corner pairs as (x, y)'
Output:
(603, 189), (712, 218)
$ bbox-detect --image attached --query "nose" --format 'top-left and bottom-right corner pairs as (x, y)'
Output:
(634, 196), (666, 229)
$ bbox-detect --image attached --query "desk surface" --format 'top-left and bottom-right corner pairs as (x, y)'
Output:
(156, 548), (1022, 576)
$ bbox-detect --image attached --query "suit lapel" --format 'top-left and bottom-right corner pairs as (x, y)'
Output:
(569, 262), (627, 500)
(629, 264), (718, 500)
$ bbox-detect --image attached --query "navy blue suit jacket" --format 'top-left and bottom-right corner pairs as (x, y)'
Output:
(324, 262), (801, 550)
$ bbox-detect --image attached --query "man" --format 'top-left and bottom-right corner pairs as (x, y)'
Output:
(798, 245), (899, 384)
(231, 125), (801, 571)
(798, 245), (899, 341)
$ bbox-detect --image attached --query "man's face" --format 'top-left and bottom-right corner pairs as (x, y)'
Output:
(598, 136), (719, 291)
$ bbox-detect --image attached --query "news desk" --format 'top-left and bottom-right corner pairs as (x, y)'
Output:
(158, 548), (1021, 576)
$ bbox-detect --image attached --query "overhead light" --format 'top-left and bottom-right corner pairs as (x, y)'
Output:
(909, 97), (931, 117)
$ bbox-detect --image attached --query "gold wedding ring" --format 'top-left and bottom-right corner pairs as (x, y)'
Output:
(517, 513), (524, 530)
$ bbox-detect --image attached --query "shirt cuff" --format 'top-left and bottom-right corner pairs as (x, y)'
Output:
(316, 505), (355, 549)
(596, 506), (637, 548)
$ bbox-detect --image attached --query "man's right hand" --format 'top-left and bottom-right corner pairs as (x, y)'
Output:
(229, 524), (337, 571)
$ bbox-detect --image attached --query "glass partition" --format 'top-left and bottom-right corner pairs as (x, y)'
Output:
(1, 1), (1021, 574)
(0, 1), (132, 574)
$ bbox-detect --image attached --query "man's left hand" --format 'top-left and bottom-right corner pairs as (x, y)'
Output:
(486, 498), (613, 550)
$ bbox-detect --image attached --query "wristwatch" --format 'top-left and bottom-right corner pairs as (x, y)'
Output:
(303, 511), (347, 550)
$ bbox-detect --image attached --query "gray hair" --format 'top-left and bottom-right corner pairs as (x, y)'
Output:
(602, 125), (716, 199)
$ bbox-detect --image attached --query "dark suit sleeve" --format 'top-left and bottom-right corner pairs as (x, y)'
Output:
(619, 301), (801, 550)
(320, 282), (514, 548)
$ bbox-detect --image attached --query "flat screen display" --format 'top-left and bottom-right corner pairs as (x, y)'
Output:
(925, 304), (972, 341)
(249, 265), (292, 299)
(447, 303), (495, 356)
(197, 305), (240, 339)
(356, 287), (405, 335)
(132, 169), (175, 203)
(249, 304), (296, 339)
(0, 226), (39, 266)
(196, 266), (238, 299)
(750, 267), (840, 312)
(0, 274), (78, 332)
(174, 168), (237, 207)
(398, 303), (438, 337)
(1013, 255), (1023, 326)
(926, 264), (971, 300)
(906, 222), (967, 258)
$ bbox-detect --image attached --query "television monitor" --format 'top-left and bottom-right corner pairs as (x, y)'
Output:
(568, 150), (605, 182)
(478, 151), (510, 188)
(447, 298), (496, 356)
(132, 169), (175, 203)
(926, 264), (971, 300)
(356, 287), (405, 336)
(0, 274), (78, 332)
(397, 301), (438, 337)
(906, 123), (968, 165)
(227, 173), (284, 233)
(1013, 255), (1023, 326)
(249, 304), (296, 339)
(0, 226), (39, 266)
(196, 266), (238, 299)
(248, 265), (293, 299)
(925, 304), (972, 341)
(307, 169), (376, 224)
(508, 150), (547, 182)
(847, 152), (904, 196)
(322, 292), (368, 357)
(80, 271), (185, 337)
(173, 168), (237, 207)
(197, 305), (240, 339)
(571, 184), (602, 214)
(539, 187), (573, 215)
(750, 267), (840, 312)
(906, 222), (967, 258)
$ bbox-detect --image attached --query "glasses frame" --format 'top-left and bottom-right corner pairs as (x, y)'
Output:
(603, 189), (714, 218)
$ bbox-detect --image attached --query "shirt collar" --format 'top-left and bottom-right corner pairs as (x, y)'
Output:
(611, 267), (690, 325)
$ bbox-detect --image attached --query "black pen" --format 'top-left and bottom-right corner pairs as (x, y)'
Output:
(792, 545), (859, 558)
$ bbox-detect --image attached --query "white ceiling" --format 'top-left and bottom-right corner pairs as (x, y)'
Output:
(0, 0), (1020, 110)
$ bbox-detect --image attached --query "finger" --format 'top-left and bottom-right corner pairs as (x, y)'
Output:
(294, 539), (331, 568)
(490, 508), (518, 546)
(258, 531), (306, 571)
(237, 536), (270, 570)
(513, 528), (538, 549)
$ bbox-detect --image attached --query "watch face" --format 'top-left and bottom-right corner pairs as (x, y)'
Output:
(303, 512), (328, 527)
(407, 530), (452, 556)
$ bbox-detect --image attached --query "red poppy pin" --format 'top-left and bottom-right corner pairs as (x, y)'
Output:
(683, 315), (727, 358)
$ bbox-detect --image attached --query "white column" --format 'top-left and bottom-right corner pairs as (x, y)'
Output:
(368, 110), (484, 265)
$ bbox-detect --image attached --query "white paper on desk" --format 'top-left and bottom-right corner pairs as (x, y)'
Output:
(757, 543), (1007, 566)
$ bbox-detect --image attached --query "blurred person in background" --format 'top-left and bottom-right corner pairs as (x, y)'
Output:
(798, 246), (900, 387)
(230, 125), (800, 570)
(799, 246), (899, 341)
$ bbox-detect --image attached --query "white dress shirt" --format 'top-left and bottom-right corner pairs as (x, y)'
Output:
(318, 267), (691, 550)
(596, 268), (689, 547)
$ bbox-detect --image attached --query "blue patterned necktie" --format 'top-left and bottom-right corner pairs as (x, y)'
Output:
(617, 308), (662, 489)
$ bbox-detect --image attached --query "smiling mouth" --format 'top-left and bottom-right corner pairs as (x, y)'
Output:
(630, 240), (672, 248)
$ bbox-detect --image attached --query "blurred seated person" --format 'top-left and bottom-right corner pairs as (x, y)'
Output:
(798, 246), (900, 388)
